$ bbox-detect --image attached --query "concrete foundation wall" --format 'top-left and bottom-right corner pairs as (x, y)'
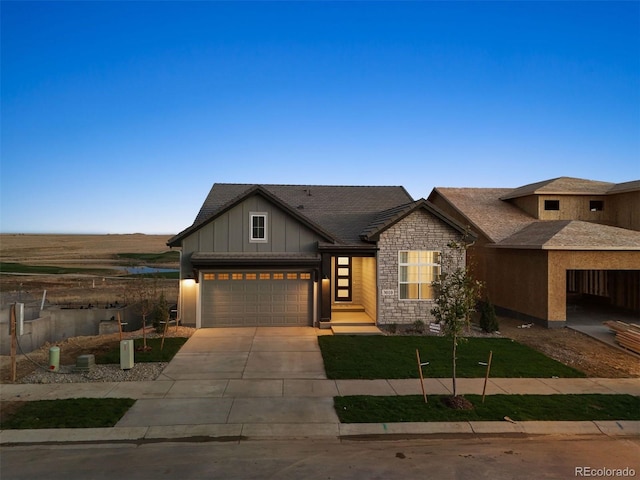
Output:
(0, 305), (140, 355)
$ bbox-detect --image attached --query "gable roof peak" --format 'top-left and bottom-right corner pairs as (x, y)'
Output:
(168, 182), (413, 247)
(360, 198), (475, 242)
(500, 177), (615, 200)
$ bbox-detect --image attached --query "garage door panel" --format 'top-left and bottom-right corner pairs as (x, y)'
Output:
(201, 271), (313, 327)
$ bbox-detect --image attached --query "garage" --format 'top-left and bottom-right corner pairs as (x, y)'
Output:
(200, 271), (313, 327)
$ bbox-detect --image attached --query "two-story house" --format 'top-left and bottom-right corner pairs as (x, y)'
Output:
(428, 177), (640, 327)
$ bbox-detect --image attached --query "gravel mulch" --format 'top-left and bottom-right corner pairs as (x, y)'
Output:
(18, 362), (167, 384)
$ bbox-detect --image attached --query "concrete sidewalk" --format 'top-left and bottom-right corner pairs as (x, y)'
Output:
(2, 327), (639, 444)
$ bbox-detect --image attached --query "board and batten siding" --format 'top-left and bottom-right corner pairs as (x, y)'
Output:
(181, 195), (324, 268)
(376, 209), (465, 325)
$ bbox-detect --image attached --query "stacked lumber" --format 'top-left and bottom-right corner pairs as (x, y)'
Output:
(604, 321), (640, 354)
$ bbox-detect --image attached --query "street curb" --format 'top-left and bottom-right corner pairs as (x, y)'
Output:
(2, 421), (638, 446)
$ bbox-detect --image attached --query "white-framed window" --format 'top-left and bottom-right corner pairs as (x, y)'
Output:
(399, 250), (441, 300)
(250, 212), (268, 242)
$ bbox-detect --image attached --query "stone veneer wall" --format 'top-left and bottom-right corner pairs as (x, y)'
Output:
(377, 209), (464, 325)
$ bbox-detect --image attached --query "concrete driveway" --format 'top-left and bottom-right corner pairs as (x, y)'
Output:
(116, 327), (341, 430)
(159, 327), (328, 381)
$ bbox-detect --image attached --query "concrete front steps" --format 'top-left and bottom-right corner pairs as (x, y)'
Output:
(328, 306), (383, 335)
(331, 325), (384, 335)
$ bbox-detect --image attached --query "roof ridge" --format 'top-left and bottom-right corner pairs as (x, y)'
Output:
(212, 182), (408, 188)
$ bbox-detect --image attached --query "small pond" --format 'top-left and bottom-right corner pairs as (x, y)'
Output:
(114, 266), (179, 275)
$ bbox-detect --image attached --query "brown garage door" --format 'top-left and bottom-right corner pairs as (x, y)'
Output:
(201, 271), (313, 327)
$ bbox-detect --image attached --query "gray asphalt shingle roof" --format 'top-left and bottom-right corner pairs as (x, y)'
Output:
(170, 183), (414, 246)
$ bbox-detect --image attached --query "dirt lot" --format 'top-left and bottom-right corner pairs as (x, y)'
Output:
(496, 317), (639, 378)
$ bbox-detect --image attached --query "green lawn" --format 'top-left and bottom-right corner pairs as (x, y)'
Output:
(0, 262), (114, 276)
(335, 394), (640, 423)
(318, 336), (585, 379)
(117, 251), (180, 263)
(2, 398), (135, 429)
(95, 337), (188, 364)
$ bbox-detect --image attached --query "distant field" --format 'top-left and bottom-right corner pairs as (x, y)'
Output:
(0, 234), (179, 306)
(0, 234), (177, 267)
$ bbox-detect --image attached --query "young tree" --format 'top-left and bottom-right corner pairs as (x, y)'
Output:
(153, 291), (170, 334)
(430, 239), (483, 400)
(131, 276), (158, 351)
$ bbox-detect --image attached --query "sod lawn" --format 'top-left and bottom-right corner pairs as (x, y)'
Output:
(2, 398), (136, 429)
(95, 337), (188, 364)
(335, 394), (640, 423)
(318, 336), (585, 379)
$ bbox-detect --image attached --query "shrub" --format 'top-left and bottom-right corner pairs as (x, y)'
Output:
(412, 319), (425, 334)
(479, 300), (499, 333)
(152, 292), (170, 333)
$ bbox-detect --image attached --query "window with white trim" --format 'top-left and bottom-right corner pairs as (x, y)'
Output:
(250, 212), (268, 242)
(399, 250), (441, 300)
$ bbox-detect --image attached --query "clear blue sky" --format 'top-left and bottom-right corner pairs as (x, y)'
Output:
(2, 1), (638, 235)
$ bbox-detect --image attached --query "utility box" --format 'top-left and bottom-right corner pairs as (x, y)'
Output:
(15, 303), (24, 335)
(120, 339), (134, 370)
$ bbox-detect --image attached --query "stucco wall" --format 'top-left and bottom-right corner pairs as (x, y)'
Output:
(377, 209), (464, 325)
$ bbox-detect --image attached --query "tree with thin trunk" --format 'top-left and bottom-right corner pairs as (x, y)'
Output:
(430, 239), (483, 399)
(131, 276), (158, 351)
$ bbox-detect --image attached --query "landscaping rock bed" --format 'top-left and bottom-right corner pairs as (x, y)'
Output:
(18, 362), (167, 384)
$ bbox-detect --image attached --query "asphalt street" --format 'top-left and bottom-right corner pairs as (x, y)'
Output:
(2, 436), (639, 480)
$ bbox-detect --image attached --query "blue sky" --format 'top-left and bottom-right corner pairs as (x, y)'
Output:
(2, 1), (638, 235)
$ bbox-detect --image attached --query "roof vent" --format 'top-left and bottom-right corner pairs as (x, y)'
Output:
(297, 204), (304, 209)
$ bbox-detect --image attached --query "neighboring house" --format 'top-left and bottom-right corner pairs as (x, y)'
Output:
(167, 184), (472, 330)
(428, 177), (640, 328)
